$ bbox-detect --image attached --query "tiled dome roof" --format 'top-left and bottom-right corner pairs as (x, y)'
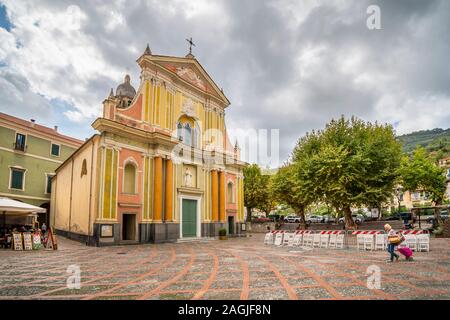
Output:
(116, 75), (136, 98)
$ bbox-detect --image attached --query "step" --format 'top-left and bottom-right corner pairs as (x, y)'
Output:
(176, 237), (216, 243)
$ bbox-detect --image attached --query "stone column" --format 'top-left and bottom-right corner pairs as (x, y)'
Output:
(211, 169), (219, 222)
(153, 156), (163, 222)
(219, 170), (226, 222)
(164, 158), (173, 221)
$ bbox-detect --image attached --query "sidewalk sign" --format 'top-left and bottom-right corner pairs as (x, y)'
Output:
(12, 232), (23, 251)
(23, 232), (33, 251)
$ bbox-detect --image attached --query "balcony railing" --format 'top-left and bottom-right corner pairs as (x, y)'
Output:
(14, 142), (27, 152)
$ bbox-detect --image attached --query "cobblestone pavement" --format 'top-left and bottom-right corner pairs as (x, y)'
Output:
(0, 234), (449, 300)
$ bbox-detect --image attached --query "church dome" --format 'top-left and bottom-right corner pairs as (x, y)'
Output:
(116, 74), (136, 98)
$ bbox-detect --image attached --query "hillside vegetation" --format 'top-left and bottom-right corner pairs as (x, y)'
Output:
(397, 128), (450, 160)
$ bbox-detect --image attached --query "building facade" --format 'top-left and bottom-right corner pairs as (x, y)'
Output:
(0, 112), (83, 225)
(51, 46), (246, 245)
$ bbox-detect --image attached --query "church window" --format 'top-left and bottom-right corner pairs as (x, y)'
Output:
(177, 122), (183, 141)
(81, 159), (87, 177)
(184, 123), (191, 146)
(123, 163), (136, 194)
(227, 182), (235, 203)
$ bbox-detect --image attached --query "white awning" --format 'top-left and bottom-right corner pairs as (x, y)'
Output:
(0, 197), (46, 215)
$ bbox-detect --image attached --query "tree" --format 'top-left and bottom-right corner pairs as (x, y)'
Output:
(256, 175), (277, 216)
(399, 147), (447, 227)
(292, 116), (402, 229)
(243, 164), (267, 222)
(271, 164), (312, 225)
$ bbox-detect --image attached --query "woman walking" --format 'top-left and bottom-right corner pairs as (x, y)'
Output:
(384, 224), (400, 263)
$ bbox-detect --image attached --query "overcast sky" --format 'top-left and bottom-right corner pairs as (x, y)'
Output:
(1, 0), (450, 166)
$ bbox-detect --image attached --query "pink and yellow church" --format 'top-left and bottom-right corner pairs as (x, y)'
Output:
(50, 45), (246, 245)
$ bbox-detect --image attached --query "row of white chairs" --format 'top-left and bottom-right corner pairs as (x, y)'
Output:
(265, 232), (345, 249)
(355, 233), (430, 252)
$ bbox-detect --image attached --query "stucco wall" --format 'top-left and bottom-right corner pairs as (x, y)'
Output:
(52, 137), (99, 236)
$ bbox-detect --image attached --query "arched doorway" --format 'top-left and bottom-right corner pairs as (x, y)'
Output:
(39, 202), (50, 227)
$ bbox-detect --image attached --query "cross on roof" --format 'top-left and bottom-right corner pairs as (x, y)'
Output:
(186, 37), (196, 55)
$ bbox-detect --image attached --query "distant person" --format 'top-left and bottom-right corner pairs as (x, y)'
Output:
(385, 224), (400, 263)
(41, 223), (47, 235)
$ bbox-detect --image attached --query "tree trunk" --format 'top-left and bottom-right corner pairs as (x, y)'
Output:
(246, 207), (253, 222)
(434, 201), (443, 228)
(344, 206), (357, 230)
(297, 207), (307, 230)
(377, 205), (382, 221)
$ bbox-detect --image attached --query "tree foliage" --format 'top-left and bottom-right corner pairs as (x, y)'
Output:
(292, 116), (402, 229)
(271, 164), (312, 224)
(399, 147), (447, 226)
(243, 164), (270, 221)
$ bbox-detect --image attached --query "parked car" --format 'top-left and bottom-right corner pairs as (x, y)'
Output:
(284, 215), (301, 223)
(268, 214), (281, 222)
(339, 214), (364, 225)
(306, 215), (324, 224)
(426, 214), (449, 224)
(321, 214), (333, 223)
(385, 212), (411, 221)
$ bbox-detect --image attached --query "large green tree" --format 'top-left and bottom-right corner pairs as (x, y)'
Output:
(292, 116), (402, 229)
(271, 164), (312, 225)
(257, 175), (277, 216)
(243, 164), (267, 222)
(399, 147), (447, 227)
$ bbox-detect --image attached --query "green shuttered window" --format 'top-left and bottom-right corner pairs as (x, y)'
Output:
(10, 168), (25, 190)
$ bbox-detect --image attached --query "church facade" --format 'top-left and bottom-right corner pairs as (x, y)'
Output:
(50, 45), (246, 245)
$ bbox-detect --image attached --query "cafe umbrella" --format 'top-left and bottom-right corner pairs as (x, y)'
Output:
(0, 197), (46, 237)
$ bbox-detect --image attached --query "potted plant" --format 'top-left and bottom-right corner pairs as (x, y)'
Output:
(218, 228), (227, 240)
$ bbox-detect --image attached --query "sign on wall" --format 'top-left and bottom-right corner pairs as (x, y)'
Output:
(100, 225), (114, 237)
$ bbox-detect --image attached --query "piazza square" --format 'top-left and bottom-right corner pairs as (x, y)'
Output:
(0, 234), (449, 300)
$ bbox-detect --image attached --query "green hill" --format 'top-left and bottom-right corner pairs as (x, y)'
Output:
(397, 128), (450, 159)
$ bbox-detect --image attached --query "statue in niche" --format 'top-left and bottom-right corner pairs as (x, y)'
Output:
(184, 167), (193, 187)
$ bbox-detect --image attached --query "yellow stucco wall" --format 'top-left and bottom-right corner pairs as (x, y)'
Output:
(141, 79), (225, 150)
(51, 136), (100, 236)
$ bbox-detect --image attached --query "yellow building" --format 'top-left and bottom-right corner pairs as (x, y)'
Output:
(51, 45), (246, 245)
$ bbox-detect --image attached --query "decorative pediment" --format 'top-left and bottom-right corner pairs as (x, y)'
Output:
(175, 67), (206, 91)
(137, 54), (230, 107)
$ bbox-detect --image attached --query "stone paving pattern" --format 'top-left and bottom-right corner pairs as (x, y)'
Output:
(0, 234), (449, 300)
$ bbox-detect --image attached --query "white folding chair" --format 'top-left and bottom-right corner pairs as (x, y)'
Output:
(356, 234), (365, 250)
(303, 234), (313, 247)
(312, 234), (321, 248)
(264, 232), (274, 245)
(328, 234), (337, 248)
(274, 233), (284, 246)
(286, 233), (296, 246)
(417, 234), (430, 252)
(375, 234), (386, 251)
(293, 233), (303, 246)
(363, 234), (374, 251)
(336, 234), (345, 249)
(283, 233), (294, 246)
(404, 234), (417, 251)
(320, 234), (330, 248)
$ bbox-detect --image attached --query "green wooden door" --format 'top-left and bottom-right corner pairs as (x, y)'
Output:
(182, 199), (197, 238)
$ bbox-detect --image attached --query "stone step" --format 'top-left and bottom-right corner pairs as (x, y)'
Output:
(176, 237), (217, 243)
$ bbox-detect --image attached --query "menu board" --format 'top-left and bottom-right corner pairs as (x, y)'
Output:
(23, 232), (33, 251)
(12, 233), (23, 251)
(32, 233), (42, 250)
(46, 228), (58, 250)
